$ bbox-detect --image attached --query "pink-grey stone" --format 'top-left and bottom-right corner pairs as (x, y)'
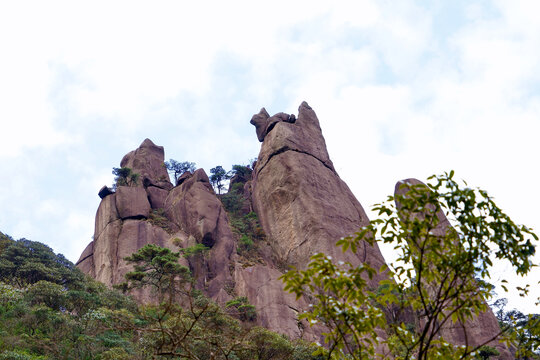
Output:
(115, 186), (151, 219)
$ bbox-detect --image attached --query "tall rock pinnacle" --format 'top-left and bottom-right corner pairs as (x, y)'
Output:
(236, 102), (390, 343)
(250, 102), (387, 285)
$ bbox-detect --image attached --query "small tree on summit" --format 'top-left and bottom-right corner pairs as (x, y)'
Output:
(112, 167), (139, 189)
(230, 164), (252, 178)
(210, 165), (230, 194)
(165, 159), (196, 185)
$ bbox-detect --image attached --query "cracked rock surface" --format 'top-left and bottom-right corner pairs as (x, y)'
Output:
(251, 102), (388, 283)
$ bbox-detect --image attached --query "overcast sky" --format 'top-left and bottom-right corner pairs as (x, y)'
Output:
(1, 1), (538, 313)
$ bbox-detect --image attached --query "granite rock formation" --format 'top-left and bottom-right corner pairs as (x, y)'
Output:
(394, 178), (512, 359)
(76, 103), (509, 354)
(76, 139), (230, 302)
(76, 104), (390, 342)
(250, 101), (387, 288)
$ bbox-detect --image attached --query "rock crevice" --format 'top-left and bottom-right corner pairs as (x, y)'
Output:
(256, 145), (337, 177)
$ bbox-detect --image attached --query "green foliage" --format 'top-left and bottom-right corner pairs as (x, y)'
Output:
(0, 233), (317, 359)
(164, 159), (196, 184)
(112, 167), (139, 188)
(225, 296), (257, 321)
(25, 280), (67, 310)
(0, 232), (13, 255)
(282, 251), (385, 359)
(0, 233), (138, 359)
(147, 209), (174, 234)
(210, 165), (230, 194)
(219, 176), (265, 259)
(231, 212), (265, 258)
(282, 172), (538, 360)
(230, 164), (253, 178)
(221, 183), (245, 214)
(238, 235), (255, 254)
(0, 238), (84, 288)
(118, 244), (191, 303)
(494, 300), (540, 359)
(0, 350), (45, 360)
(474, 345), (500, 359)
(179, 243), (209, 258)
(116, 244), (243, 358)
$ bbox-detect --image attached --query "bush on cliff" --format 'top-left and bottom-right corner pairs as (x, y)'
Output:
(164, 159), (196, 184)
(112, 166), (139, 188)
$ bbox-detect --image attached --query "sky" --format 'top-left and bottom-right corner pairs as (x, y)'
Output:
(0, 1), (539, 314)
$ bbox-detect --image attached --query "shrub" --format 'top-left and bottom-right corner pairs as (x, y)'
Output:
(225, 296), (257, 321)
(237, 235), (254, 256)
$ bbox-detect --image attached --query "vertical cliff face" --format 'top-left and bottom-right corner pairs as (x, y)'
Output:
(250, 102), (388, 287)
(231, 102), (391, 342)
(394, 178), (513, 359)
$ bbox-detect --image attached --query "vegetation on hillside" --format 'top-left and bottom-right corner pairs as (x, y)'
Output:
(0, 232), (319, 359)
(2, 169), (538, 359)
(218, 165), (266, 262)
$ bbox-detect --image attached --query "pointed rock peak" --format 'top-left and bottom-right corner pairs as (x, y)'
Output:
(192, 168), (211, 183)
(395, 178), (425, 196)
(250, 108), (270, 142)
(175, 168), (213, 193)
(250, 107), (297, 142)
(257, 107), (270, 119)
(137, 138), (165, 157)
(120, 139), (171, 188)
(176, 171), (193, 186)
(140, 138), (158, 148)
(252, 101), (334, 172)
(299, 101), (312, 110)
(296, 100), (321, 129)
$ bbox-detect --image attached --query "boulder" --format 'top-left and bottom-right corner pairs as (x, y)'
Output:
(98, 185), (114, 199)
(115, 186), (151, 219)
(250, 108), (297, 142)
(120, 138), (172, 189)
(250, 108), (270, 142)
(143, 176), (174, 191)
(146, 186), (169, 210)
(176, 171), (192, 186)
